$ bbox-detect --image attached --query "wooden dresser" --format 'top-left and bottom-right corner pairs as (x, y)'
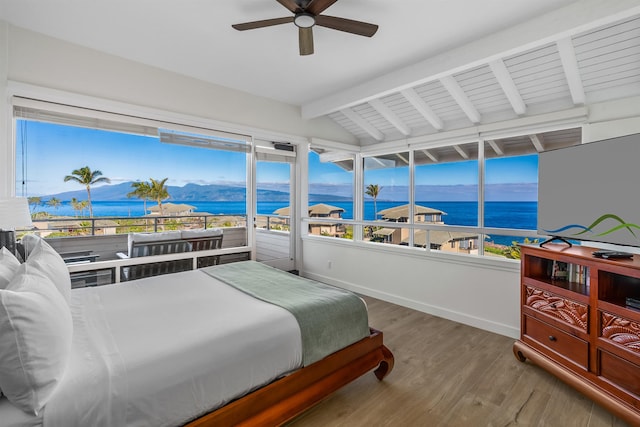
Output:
(514, 244), (640, 425)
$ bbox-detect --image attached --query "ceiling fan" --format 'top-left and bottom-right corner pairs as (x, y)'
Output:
(232, 0), (378, 56)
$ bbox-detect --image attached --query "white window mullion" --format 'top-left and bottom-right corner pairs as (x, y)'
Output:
(477, 138), (485, 256)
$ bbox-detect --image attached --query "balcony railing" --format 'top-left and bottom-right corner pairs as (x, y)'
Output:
(255, 214), (290, 232)
(25, 213), (247, 237)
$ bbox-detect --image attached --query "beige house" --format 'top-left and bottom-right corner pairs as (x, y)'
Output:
(404, 230), (481, 254)
(373, 204), (445, 244)
(275, 204), (346, 237)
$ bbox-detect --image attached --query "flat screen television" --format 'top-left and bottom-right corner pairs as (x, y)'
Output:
(538, 132), (640, 248)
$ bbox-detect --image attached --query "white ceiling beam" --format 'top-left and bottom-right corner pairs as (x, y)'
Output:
(487, 139), (504, 156)
(529, 134), (545, 152)
(440, 76), (481, 124)
(421, 149), (439, 163)
(369, 99), (411, 136)
(340, 108), (385, 141)
(453, 144), (470, 159)
(302, 0), (640, 118)
(400, 88), (444, 130)
(395, 152), (409, 164)
(556, 37), (586, 105)
(489, 60), (526, 115)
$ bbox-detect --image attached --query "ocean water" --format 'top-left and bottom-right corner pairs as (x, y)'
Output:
(35, 200), (537, 246)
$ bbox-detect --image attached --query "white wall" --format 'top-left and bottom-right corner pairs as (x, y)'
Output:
(302, 238), (522, 338)
(0, 22), (357, 197)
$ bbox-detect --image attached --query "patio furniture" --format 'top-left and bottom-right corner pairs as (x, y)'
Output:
(116, 231), (193, 281)
(181, 228), (223, 267)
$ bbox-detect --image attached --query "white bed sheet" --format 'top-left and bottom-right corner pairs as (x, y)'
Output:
(39, 269), (303, 427)
(0, 397), (42, 427)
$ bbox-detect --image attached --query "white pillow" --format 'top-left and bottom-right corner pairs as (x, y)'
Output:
(0, 264), (73, 415)
(18, 234), (39, 259)
(0, 247), (20, 289)
(21, 235), (71, 304)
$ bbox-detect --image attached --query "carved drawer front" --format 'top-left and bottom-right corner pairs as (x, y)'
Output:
(599, 350), (640, 399)
(524, 315), (589, 369)
(525, 286), (588, 332)
(600, 311), (640, 359)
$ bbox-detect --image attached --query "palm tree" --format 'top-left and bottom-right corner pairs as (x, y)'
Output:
(63, 166), (111, 217)
(27, 196), (42, 214)
(70, 197), (82, 218)
(47, 197), (61, 213)
(365, 184), (382, 220)
(127, 181), (153, 215)
(148, 178), (170, 216)
(79, 200), (89, 217)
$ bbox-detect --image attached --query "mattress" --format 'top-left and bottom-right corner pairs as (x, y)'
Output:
(41, 269), (303, 427)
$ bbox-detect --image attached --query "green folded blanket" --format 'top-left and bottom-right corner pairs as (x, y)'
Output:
(202, 261), (369, 365)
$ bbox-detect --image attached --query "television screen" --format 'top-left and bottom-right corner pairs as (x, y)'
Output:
(538, 133), (640, 248)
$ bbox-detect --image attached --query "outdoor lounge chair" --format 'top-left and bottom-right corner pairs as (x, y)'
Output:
(180, 228), (223, 267)
(117, 231), (193, 281)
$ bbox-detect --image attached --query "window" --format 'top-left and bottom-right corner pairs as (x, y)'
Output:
(413, 143), (479, 253)
(484, 152), (538, 256)
(256, 158), (291, 232)
(14, 101), (249, 238)
(363, 151), (409, 245)
(307, 148), (354, 239)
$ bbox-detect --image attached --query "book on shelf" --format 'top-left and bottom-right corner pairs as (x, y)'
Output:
(549, 261), (589, 286)
(550, 260), (568, 280)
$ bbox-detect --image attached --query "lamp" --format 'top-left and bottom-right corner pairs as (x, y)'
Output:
(0, 198), (34, 256)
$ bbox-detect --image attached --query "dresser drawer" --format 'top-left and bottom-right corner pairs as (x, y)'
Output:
(600, 311), (640, 363)
(599, 350), (640, 400)
(524, 286), (588, 333)
(524, 315), (589, 369)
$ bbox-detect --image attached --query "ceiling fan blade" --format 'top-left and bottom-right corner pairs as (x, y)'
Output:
(277, 0), (302, 13)
(232, 16), (293, 31)
(305, 0), (338, 15)
(299, 27), (314, 56)
(315, 15), (378, 37)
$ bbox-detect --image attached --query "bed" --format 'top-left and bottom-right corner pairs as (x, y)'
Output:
(0, 237), (394, 427)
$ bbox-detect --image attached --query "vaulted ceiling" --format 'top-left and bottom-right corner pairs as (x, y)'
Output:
(1, 0), (639, 149)
(307, 7), (640, 147)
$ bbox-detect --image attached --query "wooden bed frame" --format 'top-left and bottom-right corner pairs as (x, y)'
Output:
(186, 328), (394, 427)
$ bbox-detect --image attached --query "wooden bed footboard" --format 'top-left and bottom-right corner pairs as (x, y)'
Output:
(185, 328), (394, 427)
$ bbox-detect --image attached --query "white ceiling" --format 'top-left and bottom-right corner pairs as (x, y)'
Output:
(1, 0), (640, 146)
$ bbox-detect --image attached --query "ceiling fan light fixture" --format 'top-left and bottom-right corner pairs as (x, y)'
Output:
(294, 12), (315, 28)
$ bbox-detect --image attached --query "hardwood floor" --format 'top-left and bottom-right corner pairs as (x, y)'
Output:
(288, 296), (630, 427)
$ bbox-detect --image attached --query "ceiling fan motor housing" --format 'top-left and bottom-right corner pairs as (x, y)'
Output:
(294, 12), (315, 28)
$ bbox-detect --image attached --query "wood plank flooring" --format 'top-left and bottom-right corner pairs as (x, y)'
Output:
(288, 296), (630, 427)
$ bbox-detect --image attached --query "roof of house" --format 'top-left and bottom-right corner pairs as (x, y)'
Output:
(274, 204), (345, 216)
(147, 203), (195, 214)
(378, 204), (446, 220)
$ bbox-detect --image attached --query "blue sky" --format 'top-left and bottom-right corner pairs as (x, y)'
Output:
(16, 120), (538, 201)
(16, 121), (247, 196)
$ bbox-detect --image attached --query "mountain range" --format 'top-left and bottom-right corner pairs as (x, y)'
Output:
(44, 182), (351, 203)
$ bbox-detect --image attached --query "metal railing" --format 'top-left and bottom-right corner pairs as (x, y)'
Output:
(255, 214), (290, 231)
(25, 213), (248, 237)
